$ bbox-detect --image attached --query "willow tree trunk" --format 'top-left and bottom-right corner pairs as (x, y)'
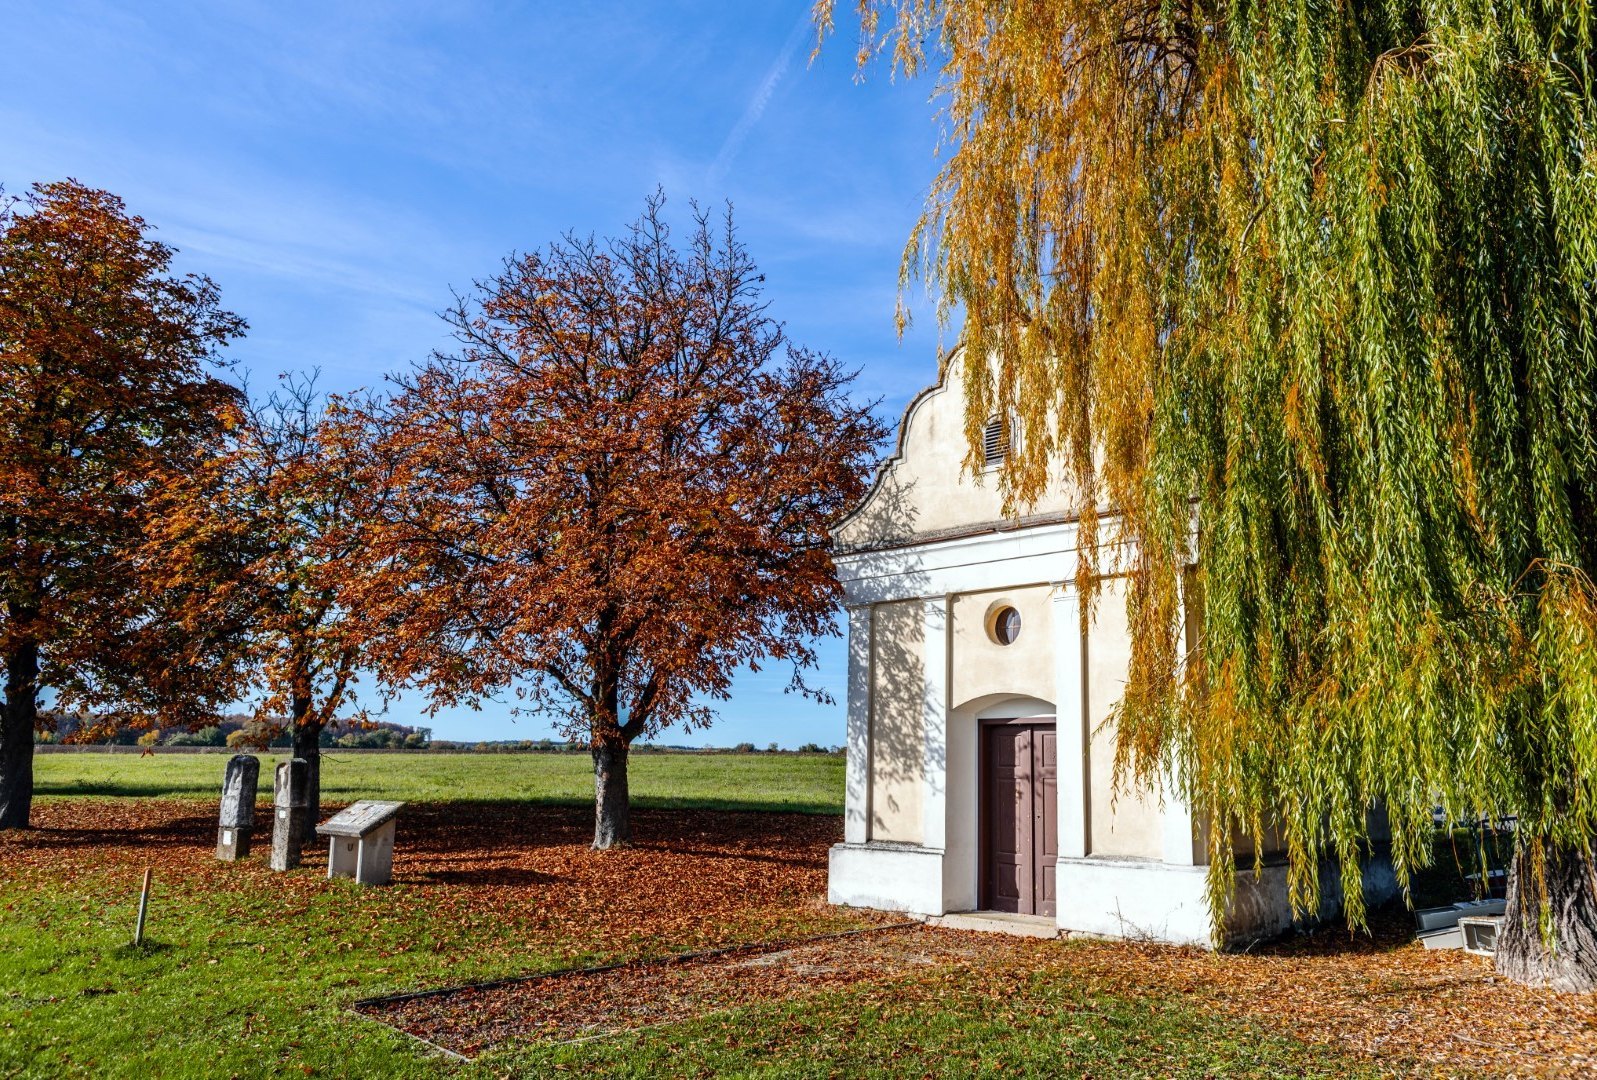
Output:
(290, 701), (320, 849)
(0, 640), (39, 829)
(592, 739), (631, 849)
(1495, 840), (1597, 992)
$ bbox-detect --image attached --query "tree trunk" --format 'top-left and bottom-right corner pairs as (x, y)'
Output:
(0, 641), (39, 830)
(290, 697), (320, 850)
(592, 739), (631, 849)
(1495, 838), (1597, 992)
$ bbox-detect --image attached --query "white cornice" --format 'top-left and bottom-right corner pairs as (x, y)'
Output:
(836, 519), (1139, 604)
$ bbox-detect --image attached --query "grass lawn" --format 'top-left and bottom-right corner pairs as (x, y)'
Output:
(4, 754), (1588, 1078)
(33, 750), (846, 815)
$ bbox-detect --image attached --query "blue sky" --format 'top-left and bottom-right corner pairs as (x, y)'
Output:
(3, 1), (947, 746)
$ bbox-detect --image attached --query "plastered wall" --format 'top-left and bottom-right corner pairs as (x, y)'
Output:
(1086, 576), (1165, 859)
(949, 586), (1056, 707)
(836, 356), (1074, 551)
(869, 599), (925, 844)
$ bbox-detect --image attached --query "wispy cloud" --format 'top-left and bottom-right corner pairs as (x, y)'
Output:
(1, 109), (453, 306)
(708, 7), (815, 184)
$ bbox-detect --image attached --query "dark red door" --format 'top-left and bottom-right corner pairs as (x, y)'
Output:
(982, 723), (1058, 916)
(1033, 727), (1057, 916)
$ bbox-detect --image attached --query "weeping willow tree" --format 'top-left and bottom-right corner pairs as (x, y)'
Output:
(819, 0), (1597, 988)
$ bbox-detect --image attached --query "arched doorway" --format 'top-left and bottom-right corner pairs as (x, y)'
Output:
(977, 701), (1057, 917)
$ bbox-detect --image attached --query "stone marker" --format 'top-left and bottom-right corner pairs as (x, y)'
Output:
(315, 800), (405, 885)
(215, 754), (260, 861)
(1460, 914), (1504, 956)
(269, 758), (308, 872)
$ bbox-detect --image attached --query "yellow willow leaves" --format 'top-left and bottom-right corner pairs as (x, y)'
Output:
(828, 1), (1597, 939)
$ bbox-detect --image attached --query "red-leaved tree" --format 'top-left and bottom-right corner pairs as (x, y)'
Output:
(0, 180), (245, 827)
(335, 195), (885, 847)
(149, 373), (373, 834)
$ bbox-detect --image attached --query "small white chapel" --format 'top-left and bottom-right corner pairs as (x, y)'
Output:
(826, 350), (1394, 946)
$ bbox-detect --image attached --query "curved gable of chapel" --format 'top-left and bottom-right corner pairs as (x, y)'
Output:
(834, 349), (1076, 554)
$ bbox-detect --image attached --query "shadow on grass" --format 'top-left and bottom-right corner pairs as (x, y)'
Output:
(396, 801), (838, 857)
(417, 867), (566, 887)
(35, 782), (840, 817)
(13, 811), (217, 850)
(1243, 903), (1436, 959)
(111, 941), (175, 958)
(17, 801), (842, 866)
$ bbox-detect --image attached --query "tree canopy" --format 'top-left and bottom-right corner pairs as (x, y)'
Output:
(336, 195), (885, 846)
(149, 373), (372, 831)
(823, 1), (1597, 986)
(0, 180), (244, 827)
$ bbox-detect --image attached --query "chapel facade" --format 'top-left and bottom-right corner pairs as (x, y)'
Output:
(826, 352), (1390, 946)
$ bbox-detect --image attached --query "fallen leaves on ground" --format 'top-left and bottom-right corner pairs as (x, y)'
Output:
(6, 799), (1594, 1077)
(1067, 911), (1597, 1078)
(358, 924), (969, 1056)
(1, 798), (891, 970)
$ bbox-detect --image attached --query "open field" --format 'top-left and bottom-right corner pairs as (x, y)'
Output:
(3, 755), (1593, 1077)
(34, 750), (845, 815)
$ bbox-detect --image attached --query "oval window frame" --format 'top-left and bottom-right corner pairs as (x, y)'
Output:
(988, 604), (1022, 646)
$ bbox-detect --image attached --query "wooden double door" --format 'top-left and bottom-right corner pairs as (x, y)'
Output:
(981, 721), (1058, 916)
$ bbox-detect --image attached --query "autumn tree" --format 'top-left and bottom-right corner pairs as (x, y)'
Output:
(150, 373), (372, 834)
(827, 2), (1597, 988)
(336, 195), (884, 848)
(0, 180), (244, 827)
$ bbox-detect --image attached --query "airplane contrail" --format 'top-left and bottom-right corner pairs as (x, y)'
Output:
(708, 6), (814, 183)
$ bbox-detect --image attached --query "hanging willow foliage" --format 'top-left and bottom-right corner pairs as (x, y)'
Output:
(821, 0), (1597, 973)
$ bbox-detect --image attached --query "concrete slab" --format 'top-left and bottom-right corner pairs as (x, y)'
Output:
(1416, 898), (1506, 933)
(928, 911), (1062, 939)
(1419, 926), (1464, 950)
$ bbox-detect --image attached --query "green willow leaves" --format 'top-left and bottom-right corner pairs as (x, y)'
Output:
(824, 0), (1597, 946)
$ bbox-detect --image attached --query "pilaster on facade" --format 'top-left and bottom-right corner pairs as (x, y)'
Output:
(1051, 580), (1088, 860)
(844, 603), (873, 846)
(920, 594), (950, 852)
(1160, 566), (1198, 867)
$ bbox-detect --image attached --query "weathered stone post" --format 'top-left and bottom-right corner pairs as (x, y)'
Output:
(215, 754), (259, 861)
(269, 758), (308, 872)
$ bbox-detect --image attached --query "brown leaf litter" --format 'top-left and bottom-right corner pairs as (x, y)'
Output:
(7, 798), (1595, 1075)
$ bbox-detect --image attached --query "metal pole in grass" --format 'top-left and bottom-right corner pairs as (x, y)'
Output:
(133, 867), (152, 945)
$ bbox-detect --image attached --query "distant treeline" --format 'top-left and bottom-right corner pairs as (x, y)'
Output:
(38, 713), (430, 750)
(36, 717), (838, 755)
(426, 740), (841, 754)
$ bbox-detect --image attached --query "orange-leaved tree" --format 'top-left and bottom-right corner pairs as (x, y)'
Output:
(149, 373), (374, 833)
(334, 195), (885, 847)
(0, 180), (245, 827)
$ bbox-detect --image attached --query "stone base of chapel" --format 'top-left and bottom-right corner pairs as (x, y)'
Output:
(828, 841), (1398, 951)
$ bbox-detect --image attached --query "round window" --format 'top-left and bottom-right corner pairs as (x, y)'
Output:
(991, 606), (1022, 646)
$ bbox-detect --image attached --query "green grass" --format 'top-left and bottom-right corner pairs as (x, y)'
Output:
(34, 750), (846, 815)
(3, 755), (1389, 1078)
(0, 869), (467, 1078)
(508, 969), (1381, 1078)
(0, 865), (1374, 1080)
